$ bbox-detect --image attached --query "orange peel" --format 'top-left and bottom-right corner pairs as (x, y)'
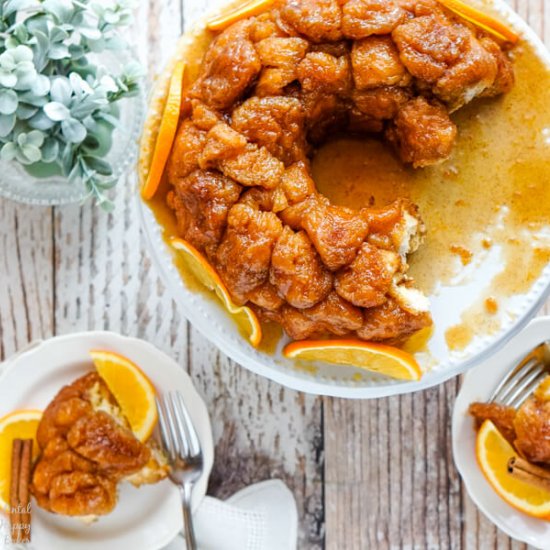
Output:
(438, 0), (519, 44)
(141, 60), (186, 200)
(283, 339), (422, 381)
(170, 237), (262, 347)
(207, 0), (276, 32)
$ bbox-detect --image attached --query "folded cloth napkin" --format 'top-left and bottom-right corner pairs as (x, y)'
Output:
(163, 480), (298, 550)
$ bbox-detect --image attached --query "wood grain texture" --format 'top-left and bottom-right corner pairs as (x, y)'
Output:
(0, 0), (548, 548)
(325, 1), (549, 546)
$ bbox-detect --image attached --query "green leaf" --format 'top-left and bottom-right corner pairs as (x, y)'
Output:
(43, 0), (73, 21)
(0, 114), (16, 137)
(28, 110), (55, 130)
(44, 101), (71, 121)
(82, 133), (99, 151)
(0, 53), (16, 72)
(14, 24), (29, 43)
(41, 137), (59, 163)
(61, 118), (86, 143)
(60, 143), (75, 176)
(16, 103), (38, 120)
(25, 15), (49, 36)
(68, 44), (85, 60)
(14, 63), (37, 90)
(31, 30), (50, 72)
(49, 27), (69, 44)
(0, 142), (17, 161)
(98, 196), (115, 212)
(48, 43), (70, 60)
(11, 45), (34, 63)
(50, 77), (72, 105)
(80, 26), (102, 40)
(20, 143), (42, 163)
(69, 72), (92, 96)
(70, 99), (97, 119)
(4, 0), (40, 18)
(4, 37), (20, 50)
(0, 71), (17, 88)
(26, 129), (45, 147)
(32, 30), (50, 54)
(0, 90), (18, 115)
(82, 154), (112, 176)
(18, 91), (48, 107)
(31, 74), (50, 97)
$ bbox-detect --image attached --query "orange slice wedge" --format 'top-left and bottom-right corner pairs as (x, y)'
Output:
(476, 420), (550, 518)
(0, 410), (42, 512)
(438, 0), (519, 44)
(90, 350), (158, 442)
(283, 339), (422, 381)
(141, 60), (185, 200)
(207, 0), (276, 32)
(171, 237), (262, 347)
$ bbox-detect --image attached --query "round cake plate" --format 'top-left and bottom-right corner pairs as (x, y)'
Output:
(138, 0), (550, 398)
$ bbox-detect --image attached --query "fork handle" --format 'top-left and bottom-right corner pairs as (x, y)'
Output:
(180, 483), (197, 550)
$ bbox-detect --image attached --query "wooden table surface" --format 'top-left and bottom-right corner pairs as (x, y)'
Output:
(1, 0), (548, 548)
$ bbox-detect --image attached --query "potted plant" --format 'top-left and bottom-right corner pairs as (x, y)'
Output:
(0, 0), (144, 208)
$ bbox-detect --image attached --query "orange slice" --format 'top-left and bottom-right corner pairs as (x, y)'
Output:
(438, 0), (519, 44)
(283, 339), (422, 381)
(476, 420), (550, 518)
(0, 410), (42, 512)
(207, 0), (275, 31)
(141, 60), (185, 200)
(170, 237), (262, 347)
(90, 350), (158, 442)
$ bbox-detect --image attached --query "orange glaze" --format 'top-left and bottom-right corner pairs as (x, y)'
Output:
(147, 11), (550, 354)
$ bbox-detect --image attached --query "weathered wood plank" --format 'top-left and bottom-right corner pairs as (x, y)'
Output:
(325, 378), (463, 549)
(0, 203), (53, 360)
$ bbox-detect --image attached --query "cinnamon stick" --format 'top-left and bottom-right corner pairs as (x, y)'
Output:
(9, 439), (22, 543)
(19, 439), (32, 543)
(9, 439), (33, 543)
(508, 456), (550, 492)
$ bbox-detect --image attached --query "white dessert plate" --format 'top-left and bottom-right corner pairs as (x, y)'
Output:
(0, 331), (214, 550)
(452, 316), (550, 549)
(139, 0), (550, 398)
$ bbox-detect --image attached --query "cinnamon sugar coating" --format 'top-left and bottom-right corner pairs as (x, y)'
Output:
(167, 0), (514, 342)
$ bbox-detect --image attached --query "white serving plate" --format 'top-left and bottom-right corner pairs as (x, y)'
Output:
(452, 317), (550, 549)
(139, 0), (550, 398)
(0, 332), (214, 550)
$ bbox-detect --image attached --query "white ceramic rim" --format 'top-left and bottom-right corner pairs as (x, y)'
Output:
(138, 0), (550, 399)
(452, 316), (550, 549)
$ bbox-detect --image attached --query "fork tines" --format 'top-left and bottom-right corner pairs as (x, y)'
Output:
(156, 391), (202, 462)
(490, 342), (550, 408)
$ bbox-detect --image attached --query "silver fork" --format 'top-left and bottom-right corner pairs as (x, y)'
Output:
(489, 341), (550, 407)
(156, 391), (204, 550)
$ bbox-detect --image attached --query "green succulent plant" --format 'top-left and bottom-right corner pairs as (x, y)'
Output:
(0, 0), (142, 209)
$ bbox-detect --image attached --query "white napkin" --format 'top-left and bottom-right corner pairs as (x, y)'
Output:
(163, 480), (298, 550)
